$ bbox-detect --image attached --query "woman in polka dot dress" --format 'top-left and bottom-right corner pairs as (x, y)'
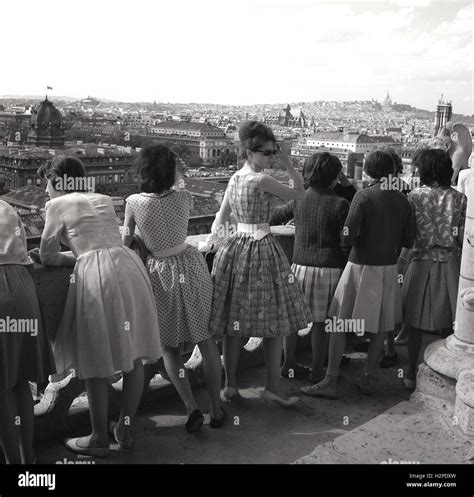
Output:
(210, 121), (312, 407)
(124, 145), (225, 432)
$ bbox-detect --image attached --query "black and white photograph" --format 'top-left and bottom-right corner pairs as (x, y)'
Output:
(0, 0), (473, 495)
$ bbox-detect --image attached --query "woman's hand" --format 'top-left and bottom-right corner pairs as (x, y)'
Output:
(28, 248), (41, 263)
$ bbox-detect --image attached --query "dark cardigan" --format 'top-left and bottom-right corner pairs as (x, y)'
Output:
(270, 186), (350, 268)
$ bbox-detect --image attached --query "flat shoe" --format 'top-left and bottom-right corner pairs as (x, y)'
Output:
(281, 363), (311, 379)
(108, 421), (134, 449)
(300, 383), (337, 400)
(64, 438), (110, 458)
(261, 390), (300, 407)
(380, 352), (398, 368)
(209, 407), (227, 429)
(185, 409), (204, 433)
(220, 387), (240, 403)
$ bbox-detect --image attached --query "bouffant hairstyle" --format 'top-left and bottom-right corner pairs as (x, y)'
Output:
(136, 145), (177, 194)
(412, 148), (453, 187)
(364, 150), (395, 180)
(37, 155), (88, 192)
(238, 121), (276, 159)
(303, 152), (342, 188)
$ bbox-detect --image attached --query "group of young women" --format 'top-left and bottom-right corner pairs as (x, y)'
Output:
(0, 120), (467, 463)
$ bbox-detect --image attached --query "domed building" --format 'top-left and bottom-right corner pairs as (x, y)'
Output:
(28, 97), (65, 147)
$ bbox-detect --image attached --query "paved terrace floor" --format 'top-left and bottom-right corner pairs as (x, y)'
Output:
(33, 333), (469, 465)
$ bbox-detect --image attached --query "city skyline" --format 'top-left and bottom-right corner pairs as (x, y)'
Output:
(1, 0), (472, 114)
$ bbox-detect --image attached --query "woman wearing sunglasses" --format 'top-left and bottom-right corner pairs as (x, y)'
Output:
(209, 121), (311, 407)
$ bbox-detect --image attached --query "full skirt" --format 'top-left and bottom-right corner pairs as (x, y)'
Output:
(53, 246), (162, 379)
(0, 265), (55, 391)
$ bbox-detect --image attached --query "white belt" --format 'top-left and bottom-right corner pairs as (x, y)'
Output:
(237, 223), (271, 240)
(151, 243), (187, 258)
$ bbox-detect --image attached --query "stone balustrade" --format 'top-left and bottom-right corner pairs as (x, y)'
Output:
(31, 226), (299, 443)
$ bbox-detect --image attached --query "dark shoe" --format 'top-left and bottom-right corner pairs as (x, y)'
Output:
(109, 421), (134, 449)
(380, 352), (398, 368)
(281, 363), (311, 379)
(185, 409), (204, 433)
(353, 341), (370, 353)
(209, 407), (227, 429)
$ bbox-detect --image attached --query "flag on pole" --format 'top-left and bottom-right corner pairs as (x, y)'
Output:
(47, 86), (53, 90)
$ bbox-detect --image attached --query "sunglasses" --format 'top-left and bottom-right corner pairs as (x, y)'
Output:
(254, 149), (279, 156)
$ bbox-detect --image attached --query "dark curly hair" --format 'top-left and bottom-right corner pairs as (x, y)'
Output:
(303, 152), (342, 188)
(37, 156), (88, 192)
(412, 148), (453, 187)
(364, 150), (395, 180)
(382, 147), (403, 175)
(136, 145), (177, 194)
(238, 121), (276, 159)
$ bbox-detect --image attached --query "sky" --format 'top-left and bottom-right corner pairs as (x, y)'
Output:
(1, 0), (472, 114)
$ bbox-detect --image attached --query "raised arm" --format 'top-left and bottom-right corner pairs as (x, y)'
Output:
(259, 174), (305, 201)
(211, 187), (233, 236)
(122, 201), (136, 248)
(278, 142), (305, 193)
(40, 201), (76, 266)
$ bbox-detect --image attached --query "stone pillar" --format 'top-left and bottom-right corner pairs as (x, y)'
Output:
(423, 173), (474, 434)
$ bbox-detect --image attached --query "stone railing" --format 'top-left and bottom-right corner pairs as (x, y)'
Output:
(31, 226), (302, 443)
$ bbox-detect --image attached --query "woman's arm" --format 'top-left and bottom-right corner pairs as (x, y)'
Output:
(122, 201), (136, 248)
(211, 187), (233, 236)
(279, 142), (304, 192)
(341, 191), (365, 247)
(40, 201), (76, 266)
(259, 175), (305, 201)
(269, 200), (295, 226)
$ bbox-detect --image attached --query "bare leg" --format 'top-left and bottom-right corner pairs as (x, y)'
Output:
(222, 336), (242, 390)
(198, 338), (223, 419)
(406, 326), (423, 380)
(11, 381), (35, 464)
(264, 336), (294, 399)
(365, 332), (386, 374)
(81, 377), (109, 447)
(0, 389), (21, 464)
(310, 322), (327, 382)
(116, 361), (144, 441)
(385, 330), (396, 357)
(162, 346), (198, 415)
(281, 333), (298, 375)
(319, 332), (346, 389)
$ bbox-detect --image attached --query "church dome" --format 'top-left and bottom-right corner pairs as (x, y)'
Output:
(30, 97), (63, 129)
(28, 97), (64, 147)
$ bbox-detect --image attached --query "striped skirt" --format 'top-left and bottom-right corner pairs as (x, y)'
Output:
(402, 259), (460, 331)
(292, 264), (343, 322)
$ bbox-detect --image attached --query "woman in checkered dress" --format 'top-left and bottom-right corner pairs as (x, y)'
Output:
(270, 152), (351, 385)
(210, 121), (311, 407)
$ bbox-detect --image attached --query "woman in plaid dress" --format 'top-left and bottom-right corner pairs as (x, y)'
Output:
(210, 121), (311, 407)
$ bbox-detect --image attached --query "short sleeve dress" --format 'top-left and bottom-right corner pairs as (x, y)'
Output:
(40, 193), (162, 380)
(126, 190), (214, 348)
(209, 172), (312, 337)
